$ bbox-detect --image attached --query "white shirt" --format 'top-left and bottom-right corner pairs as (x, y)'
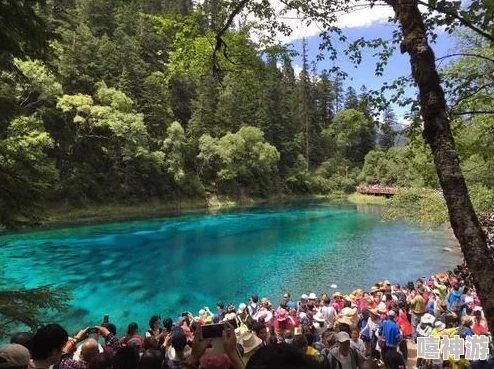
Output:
(350, 338), (366, 356)
(320, 305), (337, 328)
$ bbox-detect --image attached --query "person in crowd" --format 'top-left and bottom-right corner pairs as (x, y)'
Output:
(409, 286), (426, 342)
(283, 292), (297, 310)
(143, 337), (159, 351)
(246, 344), (320, 369)
(60, 326), (117, 369)
(332, 293), (345, 313)
(472, 308), (488, 334)
(251, 322), (268, 347)
(9, 333), (34, 353)
(30, 324), (68, 369)
(164, 327), (190, 369)
(447, 284), (463, 322)
(88, 352), (113, 369)
(382, 350), (406, 369)
(350, 328), (366, 357)
(88, 353), (113, 369)
(248, 295), (258, 315)
(0, 344), (31, 369)
(377, 311), (401, 357)
(136, 349), (163, 369)
(145, 316), (162, 340)
(113, 346), (139, 369)
(100, 324), (118, 354)
(120, 323), (143, 347)
(312, 312), (327, 341)
(322, 331), (363, 369)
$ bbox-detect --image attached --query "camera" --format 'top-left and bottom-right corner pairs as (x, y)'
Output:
(202, 324), (224, 339)
(87, 327), (99, 334)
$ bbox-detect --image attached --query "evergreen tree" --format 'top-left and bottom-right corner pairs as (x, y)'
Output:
(344, 86), (359, 110)
(379, 106), (397, 150)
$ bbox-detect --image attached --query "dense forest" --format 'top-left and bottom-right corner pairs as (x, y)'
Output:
(1, 0), (493, 228)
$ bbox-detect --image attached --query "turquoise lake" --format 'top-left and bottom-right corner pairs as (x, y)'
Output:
(0, 200), (461, 336)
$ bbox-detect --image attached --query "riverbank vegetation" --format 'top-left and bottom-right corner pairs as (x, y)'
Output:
(1, 1), (493, 232)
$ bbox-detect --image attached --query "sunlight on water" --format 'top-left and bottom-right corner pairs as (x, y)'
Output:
(0, 200), (460, 336)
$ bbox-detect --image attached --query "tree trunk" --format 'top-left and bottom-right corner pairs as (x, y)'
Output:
(387, 0), (494, 331)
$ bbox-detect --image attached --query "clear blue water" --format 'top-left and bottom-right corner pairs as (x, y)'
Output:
(0, 200), (460, 336)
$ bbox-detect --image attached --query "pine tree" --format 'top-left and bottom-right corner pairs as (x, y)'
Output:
(298, 38), (311, 170)
(344, 86), (359, 110)
(379, 106), (397, 150)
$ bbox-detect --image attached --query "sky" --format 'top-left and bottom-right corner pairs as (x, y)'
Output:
(246, 0), (459, 122)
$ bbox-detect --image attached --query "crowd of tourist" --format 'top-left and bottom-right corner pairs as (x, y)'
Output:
(1, 263), (492, 369)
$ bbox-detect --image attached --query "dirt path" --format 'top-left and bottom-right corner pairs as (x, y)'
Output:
(408, 341), (417, 368)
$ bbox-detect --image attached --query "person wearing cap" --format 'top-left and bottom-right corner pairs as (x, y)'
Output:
(332, 292), (344, 313)
(377, 310), (401, 356)
(297, 294), (308, 313)
(0, 344), (31, 369)
(321, 332), (363, 369)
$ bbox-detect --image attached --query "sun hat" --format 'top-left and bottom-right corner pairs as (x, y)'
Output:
(421, 313), (435, 325)
(434, 320), (446, 331)
(473, 306), (483, 312)
(0, 344), (31, 368)
(370, 286), (379, 293)
(308, 293), (317, 300)
(387, 310), (396, 318)
(300, 293), (308, 300)
(313, 312), (326, 323)
(332, 292), (343, 298)
(275, 308), (289, 322)
(237, 303), (247, 314)
(336, 332), (351, 343)
(237, 331), (262, 353)
(384, 280), (391, 285)
(369, 308), (379, 316)
(253, 310), (273, 323)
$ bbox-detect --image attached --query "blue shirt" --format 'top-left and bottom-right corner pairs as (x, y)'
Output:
(378, 318), (402, 348)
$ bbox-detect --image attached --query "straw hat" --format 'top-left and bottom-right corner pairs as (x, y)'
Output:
(421, 313), (435, 325)
(370, 286), (379, 294)
(313, 312), (326, 323)
(332, 292), (343, 299)
(237, 331), (262, 354)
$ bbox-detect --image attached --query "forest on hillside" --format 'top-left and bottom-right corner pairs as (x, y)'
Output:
(1, 0), (493, 228)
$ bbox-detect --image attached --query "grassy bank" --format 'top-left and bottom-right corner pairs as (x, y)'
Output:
(347, 192), (389, 205)
(44, 193), (335, 227)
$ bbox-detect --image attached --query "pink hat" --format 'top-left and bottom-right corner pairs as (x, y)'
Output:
(275, 308), (289, 322)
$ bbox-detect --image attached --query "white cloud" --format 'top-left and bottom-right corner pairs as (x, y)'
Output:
(248, 0), (394, 44)
(397, 116), (412, 127)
